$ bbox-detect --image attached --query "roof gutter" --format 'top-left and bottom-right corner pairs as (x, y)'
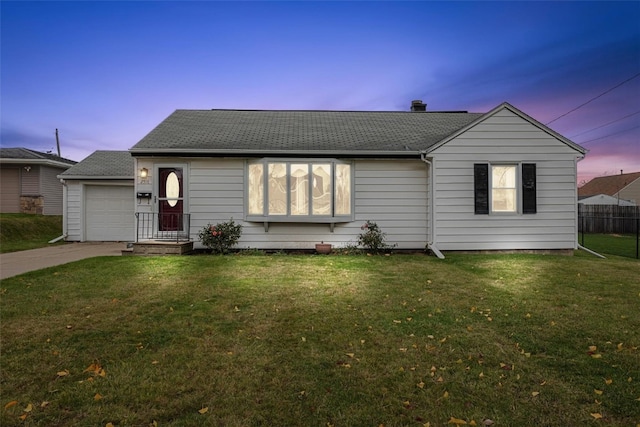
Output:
(128, 148), (421, 158)
(1, 158), (76, 169)
(420, 152), (444, 259)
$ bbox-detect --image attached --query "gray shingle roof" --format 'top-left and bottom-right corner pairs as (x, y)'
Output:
(59, 151), (133, 178)
(0, 147), (77, 165)
(130, 109), (485, 155)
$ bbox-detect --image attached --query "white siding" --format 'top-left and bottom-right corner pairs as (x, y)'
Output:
(64, 181), (83, 241)
(430, 108), (582, 251)
(138, 158), (429, 250)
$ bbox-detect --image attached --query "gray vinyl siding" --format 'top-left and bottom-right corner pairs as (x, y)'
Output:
(431, 108), (580, 251)
(165, 158), (429, 250)
(21, 165), (40, 195)
(40, 166), (65, 215)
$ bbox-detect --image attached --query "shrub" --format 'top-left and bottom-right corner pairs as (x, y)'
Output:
(198, 218), (243, 254)
(357, 220), (396, 254)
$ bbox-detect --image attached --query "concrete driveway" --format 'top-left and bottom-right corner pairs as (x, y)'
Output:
(0, 242), (126, 280)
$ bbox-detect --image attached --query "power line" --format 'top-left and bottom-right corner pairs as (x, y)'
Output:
(570, 110), (640, 138)
(578, 124), (640, 145)
(545, 72), (640, 125)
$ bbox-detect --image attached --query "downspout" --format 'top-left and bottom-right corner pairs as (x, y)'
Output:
(420, 152), (445, 259)
(49, 178), (68, 243)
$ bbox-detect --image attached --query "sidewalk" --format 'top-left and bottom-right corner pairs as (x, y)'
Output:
(0, 242), (126, 280)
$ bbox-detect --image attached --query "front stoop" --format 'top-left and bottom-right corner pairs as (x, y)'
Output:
(132, 241), (194, 255)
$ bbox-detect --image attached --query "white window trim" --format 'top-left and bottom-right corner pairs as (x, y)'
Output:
(244, 158), (354, 225)
(490, 163), (520, 215)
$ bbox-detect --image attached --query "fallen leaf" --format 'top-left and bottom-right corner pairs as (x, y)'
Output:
(106, 423), (114, 427)
(594, 389), (603, 395)
(346, 353), (355, 358)
(590, 412), (603, 419)
(19, 414), (28, 421)
(443, 391), (449, 398)
(605, 378), (613, 385)
(448, 417), (467, 425)
(469, 421), (477, 427)
(94, 393), (102, 401)
(588, 345), (597, 352)
(24, 403), (33, 412)
(417, 381), (425, 389)
(40, 401), (50, 408)
(57, 370), (70, 377)
(198, 407), (209, 414)
(482, 420), (494, 426)
(591, 353), (602, 359)
(531, 391), (540, 397)
(4, 400), (18, 410)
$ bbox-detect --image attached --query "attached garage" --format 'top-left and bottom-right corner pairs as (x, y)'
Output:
(85, 185), (134, 241)
(58, 151), (135, 242)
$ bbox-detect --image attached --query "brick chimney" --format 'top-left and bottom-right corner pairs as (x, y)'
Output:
(411, 100), (426, 112)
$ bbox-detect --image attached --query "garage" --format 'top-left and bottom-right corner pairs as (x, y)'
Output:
(85, 185), (134, 241)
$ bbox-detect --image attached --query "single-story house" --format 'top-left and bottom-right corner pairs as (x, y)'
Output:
(61, 101), (588, 255)
(578, 194), (636, 206)
(0, 147), (77, 215)
(578, 171), (640, 206)
(58, 151), (134, 241)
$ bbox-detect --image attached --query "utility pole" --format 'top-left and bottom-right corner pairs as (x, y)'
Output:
(55, 129), (61, 157)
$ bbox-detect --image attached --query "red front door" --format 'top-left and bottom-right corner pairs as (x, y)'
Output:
(158, 167), (183, 231)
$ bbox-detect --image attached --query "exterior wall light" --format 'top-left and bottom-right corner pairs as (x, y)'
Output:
(140, 168), (148, 178)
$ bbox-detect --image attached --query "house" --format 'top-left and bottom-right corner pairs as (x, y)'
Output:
(101, 101), (585, 255)
(578, 194), (636, 206)
(578, 171), (640, 206)
(0, 148), (77, 215)
(58, 151), (135, 241)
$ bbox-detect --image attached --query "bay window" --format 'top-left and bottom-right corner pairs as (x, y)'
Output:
(247, 159), (353, 222)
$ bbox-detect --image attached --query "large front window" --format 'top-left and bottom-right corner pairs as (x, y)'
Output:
(247, 160), (352, 221)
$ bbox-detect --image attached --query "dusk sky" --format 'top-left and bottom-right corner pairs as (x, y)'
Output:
(1, 1), (638, 184)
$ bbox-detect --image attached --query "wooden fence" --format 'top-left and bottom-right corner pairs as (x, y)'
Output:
(578, 204), (639, 234)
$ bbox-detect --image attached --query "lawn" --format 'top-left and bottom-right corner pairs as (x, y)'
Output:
(0, 214), (63, 253)
(1, 252), (639, 426)
(580, 233), (639, 259)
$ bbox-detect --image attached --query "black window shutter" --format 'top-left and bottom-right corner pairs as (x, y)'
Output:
(522, 163), (537, 214)
(474, 164), (489, 214)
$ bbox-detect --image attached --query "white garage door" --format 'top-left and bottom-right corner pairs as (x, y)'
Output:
(85, 185), (134, 241)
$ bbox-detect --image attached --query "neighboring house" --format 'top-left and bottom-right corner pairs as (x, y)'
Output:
(578, 171), (640, 206)
(116, 101), (586, 254)
(0, 147), (76, 215)
(578, 194), (636, 206)
(58, 151), (134, 241)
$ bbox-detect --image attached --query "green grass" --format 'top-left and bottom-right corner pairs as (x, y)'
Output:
(580, 233), (639, 259)
(0, 214), (63, 253)
(1, 253), (639, 426)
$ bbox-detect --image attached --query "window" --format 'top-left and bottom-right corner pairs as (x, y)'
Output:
(492, 165), (517, 212)
(474, 163), (537, 215)
(247, 160), (353, 221)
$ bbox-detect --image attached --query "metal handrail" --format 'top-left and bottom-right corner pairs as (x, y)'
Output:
(135, 212), (191, 243)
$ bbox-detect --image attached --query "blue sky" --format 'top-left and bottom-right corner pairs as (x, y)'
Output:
(1, 1), (639, 183)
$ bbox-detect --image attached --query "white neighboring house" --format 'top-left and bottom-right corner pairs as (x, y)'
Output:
(122, 101), (586, 254)
(58, 151), (134, 242)
(578, 194), (636, 206)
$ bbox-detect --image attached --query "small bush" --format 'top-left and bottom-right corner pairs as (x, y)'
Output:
(198, 218), (243, 254)
(357, 220), (396, 254)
